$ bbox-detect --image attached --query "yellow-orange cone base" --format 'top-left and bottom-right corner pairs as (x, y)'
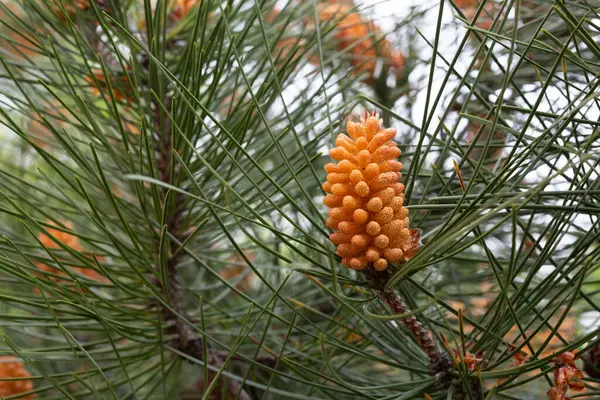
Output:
(323, 114), (420, 271)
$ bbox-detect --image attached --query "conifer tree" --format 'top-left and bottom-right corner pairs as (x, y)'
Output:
(0, 0), (599, 399)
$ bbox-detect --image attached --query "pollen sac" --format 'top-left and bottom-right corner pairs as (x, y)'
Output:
(322, 113), (421, 271)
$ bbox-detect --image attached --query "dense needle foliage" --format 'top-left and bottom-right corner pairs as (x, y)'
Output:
(0, 0), (600, 398)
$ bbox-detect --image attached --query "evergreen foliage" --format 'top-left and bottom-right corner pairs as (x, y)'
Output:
(0, 0), (599, 398)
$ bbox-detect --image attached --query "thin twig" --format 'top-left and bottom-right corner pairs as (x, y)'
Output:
(363, 268), (453, 388)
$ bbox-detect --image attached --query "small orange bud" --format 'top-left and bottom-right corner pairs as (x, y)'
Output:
(374, 234), (390, 248)
(342, 196), (362, 210)
(373, 146), (401, 162)
(366, 221), (381, 236)
(368, 129), (396, 152)
(329, 232), (352, 245)
(327, 173), (350, 184)
(338, 221), (363, 235)
(384, 248), (404, 263)
(355, 137), (368, 150)
(338, 159), (357, 173)
(353, 209), (369, 224)
(346, 121), (360, 139)
(336, 134), (356, 152)
(326, 217), (340, 229)
(374, 207), (394, 225)
(171, 0), (198, 21)
(357, 150), (371, 167)
(323, 194), (342, 207)
(354, 181), (370, 197)
(331, 183), (352, 196)
(382, 220), (403, 237)
(389, 196), (404, 211)
(337, 243), (359, 258)
(349, 170), (364, 184)
(329, 207), (350, 220)
(364, 163), (380, 180)
(367, 197), (383, 212)
(365, 247), (380, 262)
(351, 234), (370, 248)
(330, 147), (354, 161)
(324, 163), (339, 173)
(348, 257), (367, 270)
(374, 258), (388, 271)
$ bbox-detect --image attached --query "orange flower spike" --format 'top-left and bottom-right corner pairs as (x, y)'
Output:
(0, 356), (35, 399)
(323, 113), (421, 270)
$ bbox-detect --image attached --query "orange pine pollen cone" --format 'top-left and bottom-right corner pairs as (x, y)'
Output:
(0, 356), (34, 399)
(0, 4), (37, 58)
(317, 4), (403, 83)
(323, 113), (421, 271)
(454, 0), (478, 8)
(86, 69), (134, 104)
(51, 0), (91, 20)
(171, 0), (197, 20)
(38, 220), (82, 251)
(35, 220), (107, 285)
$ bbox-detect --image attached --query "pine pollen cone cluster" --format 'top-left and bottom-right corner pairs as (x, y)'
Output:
(0, 356), (34, 399)
(317, 4), (404, 84)
(323, 113), (420, 271)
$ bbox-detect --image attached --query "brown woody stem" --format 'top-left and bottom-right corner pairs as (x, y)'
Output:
(363, 268), (452, 387)
(152, 94), (250, 399)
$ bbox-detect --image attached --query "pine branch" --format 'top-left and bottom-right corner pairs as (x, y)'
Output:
(150, 78), (254, 398)
(1, 0), (600, 398)
(363, 268), (453, 388)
